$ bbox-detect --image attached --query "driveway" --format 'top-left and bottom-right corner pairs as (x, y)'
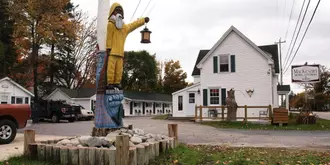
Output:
(18, 117), (330, 150)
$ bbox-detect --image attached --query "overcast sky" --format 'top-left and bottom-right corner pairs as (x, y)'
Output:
(72, 0), (330, 93)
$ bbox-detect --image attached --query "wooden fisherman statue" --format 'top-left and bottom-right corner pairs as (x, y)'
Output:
(93, 2), (150, 134)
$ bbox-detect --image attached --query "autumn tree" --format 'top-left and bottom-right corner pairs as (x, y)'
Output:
(163, 60), (188, 94)
(10, 0), (78, 101)
(0, 0), (17, 78)
(122, 50), (158, 92)
(52, 14), (97, 89)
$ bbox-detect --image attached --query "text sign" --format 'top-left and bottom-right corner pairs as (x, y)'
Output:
(291, 65), (320, 83)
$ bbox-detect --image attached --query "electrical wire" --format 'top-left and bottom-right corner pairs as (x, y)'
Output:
(284, 0), (296, 41)
(141, 0), (152, 17)
(282, 0), (307, 70)
(283, 0), (322, 74)
(130, 0), (142, 21)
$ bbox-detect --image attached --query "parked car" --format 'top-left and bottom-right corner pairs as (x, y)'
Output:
(31, 99), (78, 123)
(75, 105), (94, 121)
(0, 104), (31, 144)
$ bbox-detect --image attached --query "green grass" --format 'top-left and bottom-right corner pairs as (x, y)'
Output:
(152, 114), (170, 120)
(150, 144), (330, 165)
(201, 113), (330, 131)
(0, 156), (58, 165)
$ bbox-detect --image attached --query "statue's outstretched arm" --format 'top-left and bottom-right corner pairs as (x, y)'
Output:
(125, 18), (146, 34)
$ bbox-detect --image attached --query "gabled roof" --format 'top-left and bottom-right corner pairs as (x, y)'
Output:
(47, 88), (172, 102)
(172, 83), (200, 95)
(0, 77), (34, 97)
(277, 85), (291, 92)
(196, 26), (273, 68)
(192, 50), (209, 76)
(259, 44), (279, 73)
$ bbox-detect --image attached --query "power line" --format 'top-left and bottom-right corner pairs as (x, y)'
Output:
(282, 0), (308, 70)
(141, 0), (152, 17)
(283, 0), (322, 74)
(130, 0), (142, 21)
(284, 0), (296, 41)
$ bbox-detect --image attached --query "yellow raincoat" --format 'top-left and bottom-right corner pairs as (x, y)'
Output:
(106, 2), (146, 85)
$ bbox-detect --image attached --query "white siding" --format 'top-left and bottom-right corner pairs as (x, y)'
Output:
(74, 99), (91, 110)
(0, 79), (32, 105)
(193, 76), (201, 83)
(172, 85), (200, 117)
(47, 91), (72, 103)
(200, 31), (273, 118)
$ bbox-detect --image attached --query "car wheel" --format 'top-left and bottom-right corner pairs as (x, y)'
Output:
(0, 119), (17, 144)
(51, 114), (59, 123)
(68, 118), (75, 123)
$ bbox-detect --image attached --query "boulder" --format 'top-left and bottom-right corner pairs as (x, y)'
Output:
(105, 132), (120, 144)
(86, 137), (103, 147)
(120, 128), (128, 133)
(100, 137), (111, 147)
(146, 138), (155, 142)
(70, 138), (80, 146)
(78, 136), (92, 146)
(110, 146), (116, 150)
(155, 134), (162, 141)
(121, 133), (132, 138)
(161, 135), (169, 140)
(145, 133), (155, 139)
(77, 145), (84, 148)
(127, 130), (134, 136)
(130, 136), (142, 144)
(140, 136), (148, 142)
(129, 141), (135, 147)
(57, 139), (71, 145)
(133, 128), (144, 136)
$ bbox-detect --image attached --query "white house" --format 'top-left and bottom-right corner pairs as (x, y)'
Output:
(172, 26), (290, 118)
(46, 88), (172, 116)
(0, 77), (34, 105)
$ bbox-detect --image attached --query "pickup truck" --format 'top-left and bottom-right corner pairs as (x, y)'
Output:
(0, 104), (31, 144)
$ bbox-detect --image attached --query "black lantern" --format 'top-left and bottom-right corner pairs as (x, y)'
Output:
(140, 26), (152, 44)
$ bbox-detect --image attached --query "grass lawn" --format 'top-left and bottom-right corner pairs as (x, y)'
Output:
(201, 113), (330, 131)
(150, 144), (330, 165)
(152, 114), (170, 120)
(0, 156), (57, 165)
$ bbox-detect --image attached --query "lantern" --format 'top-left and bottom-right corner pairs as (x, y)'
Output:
(140, 26), (152, 44)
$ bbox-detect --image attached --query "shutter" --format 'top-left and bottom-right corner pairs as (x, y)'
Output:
(203, 89), (208, 106)
(11, 96), (15, 104)
(231, 55), (236, 72)
(221, 88), (227, 105)
(142, 102), (145, 114)
(130, 101), (133, 114)
(153, 103), (156, 114)
(213, 56), (218, 73)
(162, 103), (165, 114)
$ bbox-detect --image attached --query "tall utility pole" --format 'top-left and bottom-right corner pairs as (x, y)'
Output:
(275, 38), (286, 107)
(275, 38), (286, 85)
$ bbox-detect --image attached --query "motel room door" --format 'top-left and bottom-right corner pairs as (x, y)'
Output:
(188, 93), (196, 116)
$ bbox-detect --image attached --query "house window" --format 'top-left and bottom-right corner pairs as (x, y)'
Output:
(210, 89), (220, 105)
(16, 97), (23, 104)
(189, 93), (195, 103)
(164, 104), (169, 107)
(0, 95), (8, 104)
(178, 96), (183, 111)
(145, 103), (152, 107)
(134, 102), (141, 107)
(155, 103), (161, 107)
(220, 55), (229, 72)
(25, 97), (29, 104)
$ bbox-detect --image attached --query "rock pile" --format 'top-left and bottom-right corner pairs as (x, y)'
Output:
(55, 128), (172, 148)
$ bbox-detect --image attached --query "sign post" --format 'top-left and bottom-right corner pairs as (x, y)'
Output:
(291, 64), (320, 112)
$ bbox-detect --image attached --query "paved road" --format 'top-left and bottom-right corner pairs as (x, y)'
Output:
(19, 117), (330, 150)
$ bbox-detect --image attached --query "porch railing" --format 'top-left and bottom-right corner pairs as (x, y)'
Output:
(194, 105), (273, 122)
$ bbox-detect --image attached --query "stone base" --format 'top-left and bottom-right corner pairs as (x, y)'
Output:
(91, 125), (133, 137)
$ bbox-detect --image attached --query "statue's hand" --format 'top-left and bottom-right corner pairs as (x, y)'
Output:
(145, 17), (150, 23)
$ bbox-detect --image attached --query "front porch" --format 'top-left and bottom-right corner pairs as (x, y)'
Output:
(277, 85), (291, 110)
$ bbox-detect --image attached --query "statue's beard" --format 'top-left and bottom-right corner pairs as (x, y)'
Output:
(111, 14), (124, 29)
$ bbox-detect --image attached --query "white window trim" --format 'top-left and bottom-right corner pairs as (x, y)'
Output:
(0, 95), (8, 104)
(208, 87), (222, 106)
(214, 54), (231, 73)
(188, 93), (195, 104)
